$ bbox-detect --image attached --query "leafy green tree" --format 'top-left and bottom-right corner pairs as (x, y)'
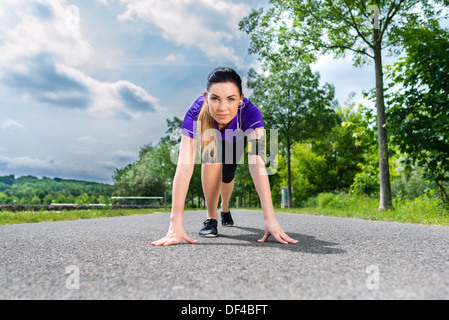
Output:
(350, 162), (380, 196)
(112, 163), (134, 184)
(0, 175), (112, 205)
(240, 0), (448, 210)
(0, 192), (10, 204)
(288, 143), (329, 204)
(385, 25), (449, 202)
(43, 194), (54, 205)
(112, 155), (166, 198)
(112, 117), (199, 203)
(30, 196), (41, 205)
(0, 175), (15, 186)
(247, 61), (338, 207)
(147, 118), (181, 192)
(66, 195), (77, 204)
(391, 164), (429, 200)
(312, 104), (375, 191)
(55, 194), (67, 204)
(19, 197), (31, 205)
(155, 117), (204, 207)
(0, 182), (10, 192)
(34, 188), (47, 202)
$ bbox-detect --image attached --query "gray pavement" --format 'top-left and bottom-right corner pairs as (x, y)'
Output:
(0, 209), (448, 300)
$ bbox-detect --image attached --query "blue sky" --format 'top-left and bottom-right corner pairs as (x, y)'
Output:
(0, 0), (387, 184)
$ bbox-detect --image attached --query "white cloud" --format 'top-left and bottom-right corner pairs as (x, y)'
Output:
(115, 0), (250, 67)
(164, 54), (176, 62)
(118, 132), (132, 139)
(0, 155), (56, 172)
(0, 0), (92, 67)
(55, 63), (163, 118)
(95, 0), (114, 7)
(74, 136), (97, 143)
(113, 150), (139, 161)
(0, 119), (26, 132)
(0, 0), (162, 120)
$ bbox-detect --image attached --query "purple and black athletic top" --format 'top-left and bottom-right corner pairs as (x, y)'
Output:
(181, 96), (264, 143)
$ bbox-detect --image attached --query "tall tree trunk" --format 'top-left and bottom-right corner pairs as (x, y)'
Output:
(373, 28), (392, 211)
(286, 140), (293, 208)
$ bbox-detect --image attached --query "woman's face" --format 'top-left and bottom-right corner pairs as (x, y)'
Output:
(204, 82), (244, 129)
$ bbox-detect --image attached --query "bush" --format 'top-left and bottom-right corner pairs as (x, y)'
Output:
(299, 191), (449, 225)
(317, 193), (341, 209)
(275, 143), (329, 205)
(350, 164), (379, 196)
(392, 193), (448, 223)
(391, 165), (429, 200)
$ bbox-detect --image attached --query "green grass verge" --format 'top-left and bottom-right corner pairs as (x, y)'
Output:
(0, 208), (170, 226)
(273, 193), (449, 227)
(2, 193), (448, 227)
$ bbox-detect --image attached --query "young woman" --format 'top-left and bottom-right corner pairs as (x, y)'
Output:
(152, 67), (298, 246)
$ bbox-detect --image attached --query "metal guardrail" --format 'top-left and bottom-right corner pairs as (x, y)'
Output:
(111, 195), (167, 210)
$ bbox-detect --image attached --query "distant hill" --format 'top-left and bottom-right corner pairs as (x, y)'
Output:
(0, 175), (113, 205)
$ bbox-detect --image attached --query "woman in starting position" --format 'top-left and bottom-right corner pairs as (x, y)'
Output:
(152, 67), (298, 246)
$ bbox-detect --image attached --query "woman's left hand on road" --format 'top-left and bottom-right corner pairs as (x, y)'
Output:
(258, 218), (299, 244)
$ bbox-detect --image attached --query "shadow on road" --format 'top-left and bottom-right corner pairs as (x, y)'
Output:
(199, 226), (346, 254)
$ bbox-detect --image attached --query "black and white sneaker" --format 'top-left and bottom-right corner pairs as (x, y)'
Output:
(199, 219), (218, 237)
(221, 211), (234, 227)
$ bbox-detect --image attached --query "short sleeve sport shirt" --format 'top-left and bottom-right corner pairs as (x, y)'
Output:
(181, 96), (264, 143)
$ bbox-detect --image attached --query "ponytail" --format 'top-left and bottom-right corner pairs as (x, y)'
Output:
(196, 100), (220, 161)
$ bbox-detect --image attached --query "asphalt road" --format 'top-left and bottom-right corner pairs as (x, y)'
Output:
(0, 210), (448, 300)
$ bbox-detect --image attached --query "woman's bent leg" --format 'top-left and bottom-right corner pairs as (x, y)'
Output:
(220, 178), (234, 212)
(201, 163), (223, 220)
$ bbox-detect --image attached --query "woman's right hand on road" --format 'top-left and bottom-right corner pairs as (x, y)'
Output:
(151, 223), (198, 246)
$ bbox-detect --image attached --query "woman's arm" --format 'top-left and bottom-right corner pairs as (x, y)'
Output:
(248, 128), (298, 244)
(152, 135), (198, 246)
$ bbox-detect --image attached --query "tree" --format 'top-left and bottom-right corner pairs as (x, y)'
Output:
(112, 162), (166, 198)
(111, 116), (205, 205)
(0, 192), (10, 204)
(313, 104), (375, 191)
(286, 142), (329, 204)
(385, 25), (449, 202)
(247, 61), (338, 207)
(112, 163), (134, 184)
(240, 0), (448, 210)
(0, 175), (15, 186)
(148, 117), (183, 192)
(30, 196), (41, 205)
(112, 144), (166, 198)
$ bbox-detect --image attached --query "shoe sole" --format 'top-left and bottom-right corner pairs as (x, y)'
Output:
(199, 233), (219, 238)
(222, 224), (234, 227)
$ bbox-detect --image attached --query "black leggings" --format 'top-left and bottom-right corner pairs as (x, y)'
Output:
(221, 139), (247, 183)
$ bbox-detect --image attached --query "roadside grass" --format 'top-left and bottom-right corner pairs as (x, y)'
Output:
(1, 193), (448, 227)
(273, 193), (449, 227)
(0, 208), (170, 226)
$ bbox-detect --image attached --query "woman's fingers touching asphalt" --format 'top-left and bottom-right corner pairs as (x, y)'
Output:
(183, 235), (198, 244)
(152, 234), (198, 246)
(258, 231), (298, 244)
(153, 228), (297, 246)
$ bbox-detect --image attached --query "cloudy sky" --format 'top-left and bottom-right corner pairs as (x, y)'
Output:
(0, 0), (385, 184)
